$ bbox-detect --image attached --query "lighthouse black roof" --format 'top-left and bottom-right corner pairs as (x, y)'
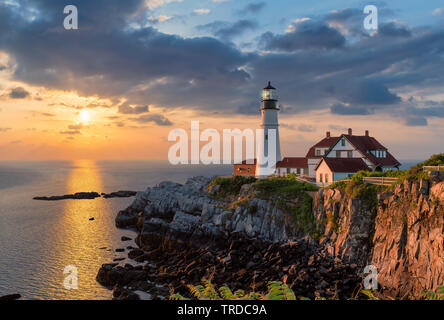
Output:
(263, 81), (276, 90)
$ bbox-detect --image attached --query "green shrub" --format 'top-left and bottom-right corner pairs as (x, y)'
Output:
(170, 279), (296, 300)
(420, 285), (444, 300)
(253, 175), (318, 199)
(209, 176), (256, 198)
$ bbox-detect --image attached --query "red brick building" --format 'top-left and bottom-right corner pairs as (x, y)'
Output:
(233, 159), (256, 176)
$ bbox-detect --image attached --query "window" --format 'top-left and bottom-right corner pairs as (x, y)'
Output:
(347, 151), (353, 158)
(320, 173), (323, 183)
(296, 168), (300, 174)
(286, 168), (290, 174)
(325, 174), (329, 183)
(265, 134), (268, 140)
(341, 139), (346, 146)
(336, 150), (341, 158)
(248, 168), (251, 173)
(324, 149), (328, 155)
(316, 149), (321, 156)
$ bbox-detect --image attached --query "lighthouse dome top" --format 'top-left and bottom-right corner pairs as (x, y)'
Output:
(263, 81), (276, 90)
(262, 81), (278, 101)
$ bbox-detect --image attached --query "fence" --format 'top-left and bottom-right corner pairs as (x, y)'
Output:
(423, 165), (444, 172)
(362, 177), (398, 186)
(337, 177), (398, 186)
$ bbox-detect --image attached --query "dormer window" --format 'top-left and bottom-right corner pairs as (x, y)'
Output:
(341, 139), (346, 147)
(371, 150), (387, 158)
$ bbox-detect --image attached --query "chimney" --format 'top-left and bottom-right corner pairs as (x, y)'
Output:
(365, 130), (369, 137)
(348, 128), (352, 135)
(326, 131), (331, 138)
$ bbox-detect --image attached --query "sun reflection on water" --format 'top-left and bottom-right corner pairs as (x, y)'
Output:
(44, 160), (119, 299)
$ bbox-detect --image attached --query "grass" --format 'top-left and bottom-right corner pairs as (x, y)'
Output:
(208, 174), (320, 236)
(253, 174), (319, 199)
(208, 176), (256, 199)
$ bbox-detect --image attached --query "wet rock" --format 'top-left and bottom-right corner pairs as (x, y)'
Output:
(0, 294), (21, 300)
(33, 192), (101, 201)
(102, 191), (137, 199)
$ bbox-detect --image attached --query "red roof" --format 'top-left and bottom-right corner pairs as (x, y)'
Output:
(342, 135), (400, 167)
(276, 157), (307, 168)
(316, 157), (370, 173)
(306, 136), (339, 158)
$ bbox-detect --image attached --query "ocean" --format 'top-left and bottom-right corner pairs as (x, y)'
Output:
(0, 160), (232, 300)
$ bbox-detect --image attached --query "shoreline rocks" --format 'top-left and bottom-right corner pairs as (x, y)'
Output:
(97, 175), (444, 300)
(33, 192), (101, 201)
(0, 294), (21, 300)
(33, 190), (137, 201)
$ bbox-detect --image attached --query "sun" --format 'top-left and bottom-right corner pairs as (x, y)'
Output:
(79, 109), (91, 123)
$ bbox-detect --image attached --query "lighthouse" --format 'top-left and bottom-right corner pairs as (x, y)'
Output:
(256, 81), (282, 178)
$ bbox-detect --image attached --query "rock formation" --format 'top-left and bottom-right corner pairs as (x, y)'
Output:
(313, 175), (444, 298)
(98, 174), (443, 299)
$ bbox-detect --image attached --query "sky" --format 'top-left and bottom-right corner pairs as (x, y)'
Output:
(0, 0), (443, 161)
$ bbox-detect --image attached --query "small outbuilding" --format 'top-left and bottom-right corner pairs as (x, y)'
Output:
(315, 157), (369, 185)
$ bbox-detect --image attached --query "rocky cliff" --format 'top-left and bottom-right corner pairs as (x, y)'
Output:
(313, 173), (444, 298)
(98, 173), (443, 299)
(98, 176), (360, 299)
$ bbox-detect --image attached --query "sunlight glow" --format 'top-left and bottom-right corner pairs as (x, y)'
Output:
(79, 109), (91, 123)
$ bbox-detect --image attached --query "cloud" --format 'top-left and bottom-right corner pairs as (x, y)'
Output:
(433, 8), (444, 16)
(9, 87), (30, 99)
(68, 124), (84, 130)
(297, 124), (316, 132)
(148, 15), (172, 24)
(10, 140), (22, 144)
(0, 127), (12, 132)
(131, 114), (173, 126)
(193, 9), (211, 15)
(328, 124), (348, 132)
(0, 2), (443, 127)
(405, 116), (428, 126)
(240, 2), (266, 14)
(260, 18), (346, 51)
(197, 20), (258, 40)
(60, 130), (81, 135)
(378, 22), (411, 38)
(118, 103), (149, 114)
(330, 103), (374, 115)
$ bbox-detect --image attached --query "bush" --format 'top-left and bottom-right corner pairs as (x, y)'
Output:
(170, 279), (296, 300)
(253, 175), (318, 199)
(209, 176), (256, 198)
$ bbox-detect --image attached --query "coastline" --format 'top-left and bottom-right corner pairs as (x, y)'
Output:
(97, 173), (444, 300)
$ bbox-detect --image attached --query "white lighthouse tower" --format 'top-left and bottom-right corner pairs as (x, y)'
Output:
(256, 81), (282, 178)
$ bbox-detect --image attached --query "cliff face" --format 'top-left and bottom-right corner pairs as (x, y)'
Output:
(116, 177), (300, 248)
(107, 174), (443, 299)
(313, 176), (444, 298)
